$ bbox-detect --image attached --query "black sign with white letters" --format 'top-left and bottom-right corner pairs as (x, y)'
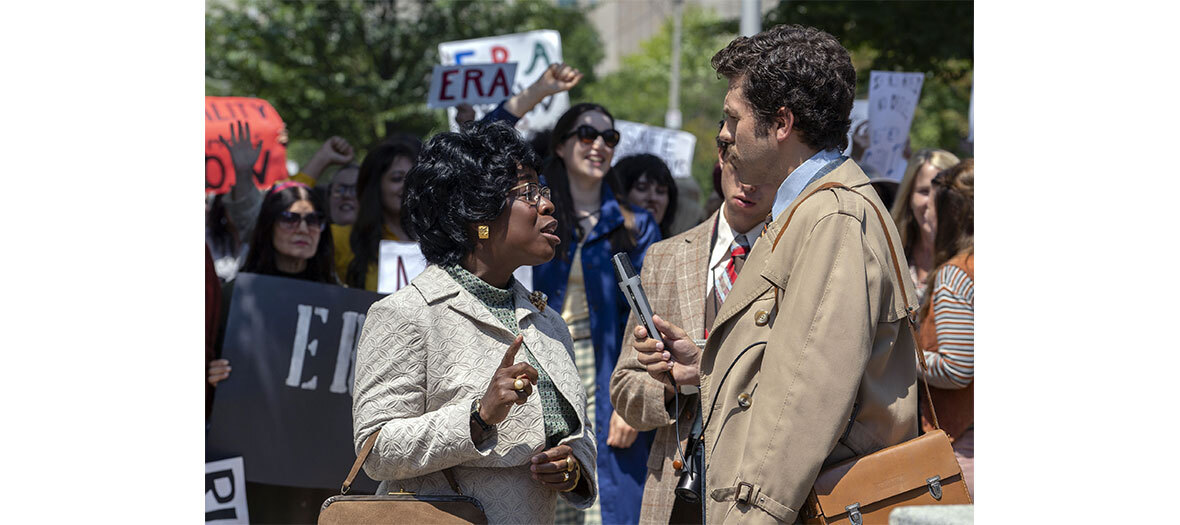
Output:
(206, 273), (384, 492)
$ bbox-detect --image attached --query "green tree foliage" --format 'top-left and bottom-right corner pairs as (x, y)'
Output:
(767, 1), (974, 156)
(206, 0), (603, 163)
(581, 6), (736, 204)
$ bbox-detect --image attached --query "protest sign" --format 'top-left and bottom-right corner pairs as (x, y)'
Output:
(611, 120), (697, 179)
(377, 240), (428, 294)
(427, 63), (518, 109)
(861, 71), (925, 181)
(968, 81), (974, 143)
(205, 457), (249, 524)
(378, 240), (533, 293)
(205, 96), (288, 195)
(844, 98), (869, 158)
(206, 273), (383, 491)
(438, 30), (565, 134)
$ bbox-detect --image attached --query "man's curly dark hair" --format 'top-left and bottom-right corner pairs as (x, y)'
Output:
(401, 120), (541, 267)
(711, 24), (856, 152)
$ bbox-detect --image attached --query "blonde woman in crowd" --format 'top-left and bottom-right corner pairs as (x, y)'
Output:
(890, 149), (960, 301)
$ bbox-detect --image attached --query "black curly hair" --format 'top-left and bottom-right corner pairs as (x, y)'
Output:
(402, 120), (542, 267)
(711, 24), (856, 152)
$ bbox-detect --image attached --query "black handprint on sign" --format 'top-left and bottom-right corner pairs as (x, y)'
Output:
(218, 121), (271, 190)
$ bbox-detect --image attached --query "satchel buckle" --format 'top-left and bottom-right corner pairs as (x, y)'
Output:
(845, 503), (862, 525)
(926, 475), (943, 500)
(735, 481), (755, 504)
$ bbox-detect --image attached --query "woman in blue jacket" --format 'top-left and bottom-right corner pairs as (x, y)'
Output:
(534, 103), (662, 525)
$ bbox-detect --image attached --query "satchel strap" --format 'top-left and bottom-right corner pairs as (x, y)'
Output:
(341, 429), (465, 496)
(769, 181), (941, 430)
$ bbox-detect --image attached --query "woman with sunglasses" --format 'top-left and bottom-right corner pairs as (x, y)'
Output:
(533, 102), (662, 525)
(207, 180), (339, 523)
(352, 121), (597, 524)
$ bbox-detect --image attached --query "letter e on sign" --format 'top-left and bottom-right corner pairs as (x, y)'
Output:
(440, 69), (459, 101)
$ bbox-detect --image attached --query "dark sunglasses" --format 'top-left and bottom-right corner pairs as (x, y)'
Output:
(277, 210), (326, 230)
(562, 125), (620, 148)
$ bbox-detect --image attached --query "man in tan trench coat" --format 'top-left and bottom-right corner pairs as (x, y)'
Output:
(632, 25), (919, 523)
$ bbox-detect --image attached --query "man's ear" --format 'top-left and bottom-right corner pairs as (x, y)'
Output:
(775, 107), (795, 143)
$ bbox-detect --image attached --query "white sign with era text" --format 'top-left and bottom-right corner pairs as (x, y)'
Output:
(438, 30), (565, 135)
(427, 63), (518, 109)
(862, 71), (925, 181)
(205, 457), (249, 524)
(611, 120), (697, 179)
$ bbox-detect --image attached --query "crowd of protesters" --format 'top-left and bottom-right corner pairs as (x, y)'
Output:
(206, 26), (974, 524)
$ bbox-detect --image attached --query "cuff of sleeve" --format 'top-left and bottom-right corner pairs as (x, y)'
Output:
(642, 376), (677, 427)
(479, 101), (521, 126)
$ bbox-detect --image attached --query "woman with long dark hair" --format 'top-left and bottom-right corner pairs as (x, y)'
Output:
(333, 135), (422, 290)
(532, 102), (662, 525)
(208, 181), (339, 523)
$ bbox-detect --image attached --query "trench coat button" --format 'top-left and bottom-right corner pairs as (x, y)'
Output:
(755, 310), (770, 326)
(737, 393), (751, 408)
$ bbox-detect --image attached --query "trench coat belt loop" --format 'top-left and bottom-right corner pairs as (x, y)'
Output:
(709, 481), (794, 521)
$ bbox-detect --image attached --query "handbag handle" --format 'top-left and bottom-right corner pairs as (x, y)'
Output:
(769, 181), (941, 430)
(341, 430), (466, 496)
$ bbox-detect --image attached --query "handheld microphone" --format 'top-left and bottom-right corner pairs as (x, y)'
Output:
(612, 252), (703, 505)
(612, 253), (663, 346)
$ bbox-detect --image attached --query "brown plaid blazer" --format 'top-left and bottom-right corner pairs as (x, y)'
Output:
(610, 210), (716, 525)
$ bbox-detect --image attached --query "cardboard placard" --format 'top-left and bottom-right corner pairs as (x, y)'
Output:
(861, 71), (925, 181)
(610, 120), (698, 179)
(205, 96), (288, 194)
(427, 63), (518, 109)
(377, 240), (428, 294)
(205, 457), (249, 523)
(206, 274), (383, 491)
(438, 30), (565, 134)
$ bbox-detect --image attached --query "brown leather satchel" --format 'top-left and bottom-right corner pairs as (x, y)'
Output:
(771, 182), (973, 525)
(318, 431), (488, 525)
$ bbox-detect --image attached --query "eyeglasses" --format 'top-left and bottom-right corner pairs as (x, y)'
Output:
(277, 211), (326, 231)
(509, 182), (552, 206)
(331, 183), (357, 197)
(562, 125), (620, 148)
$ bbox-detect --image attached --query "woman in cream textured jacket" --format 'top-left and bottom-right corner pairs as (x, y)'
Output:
(351, 121), (597, 524)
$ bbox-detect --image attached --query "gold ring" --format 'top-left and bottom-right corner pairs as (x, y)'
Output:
(562, 471), (570, 482)
(565, 456), (575, 472)
(513, 378), (526, 391)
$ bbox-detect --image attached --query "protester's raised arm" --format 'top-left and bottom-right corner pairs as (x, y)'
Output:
(298, 136), (354, 185)
(502, 63), (583, 118)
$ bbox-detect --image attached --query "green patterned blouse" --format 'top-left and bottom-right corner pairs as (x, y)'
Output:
(444, 265), (581, 447)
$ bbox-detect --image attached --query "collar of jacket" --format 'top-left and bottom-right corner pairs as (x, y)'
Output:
(411, 264), (543, 337)
(578, 182), (626, 245)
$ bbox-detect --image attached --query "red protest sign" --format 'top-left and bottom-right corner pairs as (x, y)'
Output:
(205, 97), (288, 194)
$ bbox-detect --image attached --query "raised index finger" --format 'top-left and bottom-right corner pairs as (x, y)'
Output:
(500, 335), (524, 368)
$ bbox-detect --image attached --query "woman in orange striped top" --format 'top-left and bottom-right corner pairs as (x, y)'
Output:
(917, 158), (974, 496)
